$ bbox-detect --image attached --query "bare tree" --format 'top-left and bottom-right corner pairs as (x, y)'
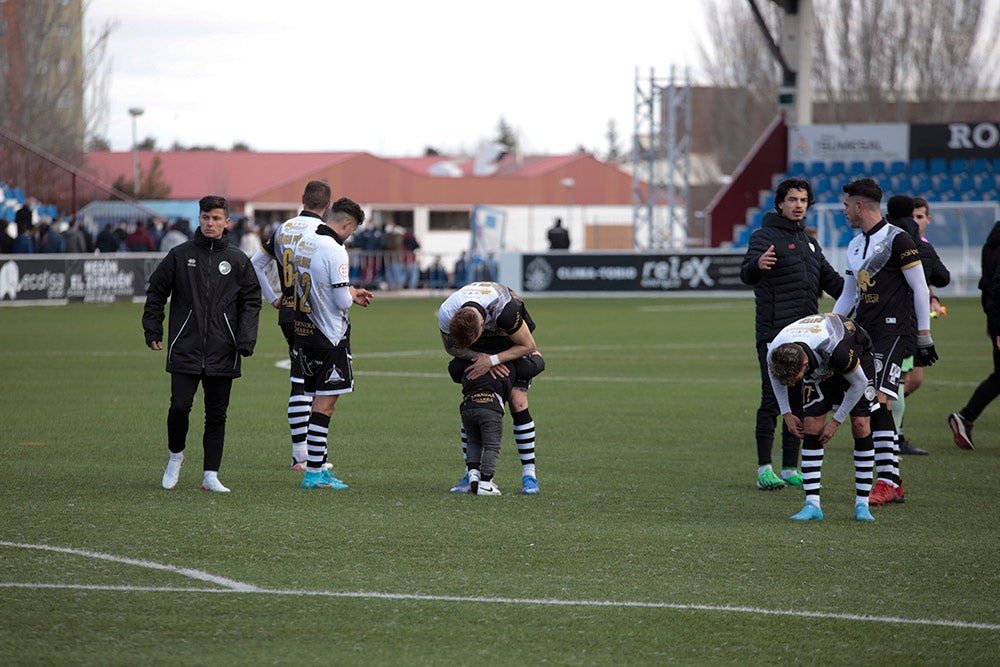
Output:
(0, 1), (115, 201)
(700, 0), (1000, 125)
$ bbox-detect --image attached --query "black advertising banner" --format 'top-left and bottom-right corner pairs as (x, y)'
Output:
(0, 255), (162, 304)
(520, 252), (749, 292)
(909, 122), (1000, 160)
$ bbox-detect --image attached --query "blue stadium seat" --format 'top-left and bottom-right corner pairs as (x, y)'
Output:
(788, 161), (807, 177)
(912, 175), (935, 195)
(929, 158), (949, 176)
(887, 175), (908, 192)
(807, 161), (827, 177)
(869, 160), (887, 177)
(888, 160), (907, 175)
(909, 159), (927, 174)
(827, 160), (847, 177)
(971, 157), (991, 174)
(992, 157), (1000, 173)
(955, 174), (977, 195)
(949, 158), (969, 175)
(847, 160), (866, 178)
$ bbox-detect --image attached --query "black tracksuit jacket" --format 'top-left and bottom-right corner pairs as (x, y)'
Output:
(142, 229), (261, 377)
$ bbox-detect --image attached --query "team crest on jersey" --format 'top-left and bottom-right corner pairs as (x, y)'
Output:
(857, 269), (875, 292)
(218, 261), (231, 275)
(339, 264), (349, 279)
(325, 365), (344, 383)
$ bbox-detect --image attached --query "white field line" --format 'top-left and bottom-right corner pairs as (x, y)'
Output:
(1, 542), (997, 631)
(0, 541), (260, 591)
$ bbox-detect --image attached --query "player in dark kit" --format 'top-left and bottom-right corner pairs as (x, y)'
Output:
(832, 178), (936, 506)
(768, 313), (879, 522)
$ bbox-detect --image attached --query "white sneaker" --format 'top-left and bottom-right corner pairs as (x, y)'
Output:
(468, 468), (481, 494)
(162, 455), (183, 489)
(201, 474), (231, 493)
(476, 480), (501, 496)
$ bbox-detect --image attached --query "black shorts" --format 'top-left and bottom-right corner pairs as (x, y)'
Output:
(870, 333), (907, 399)
(802, 361), (878, 419)
(294, 344), (353, 396)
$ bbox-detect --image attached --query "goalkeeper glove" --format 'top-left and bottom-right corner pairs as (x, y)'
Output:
(916, 333), (938, 367)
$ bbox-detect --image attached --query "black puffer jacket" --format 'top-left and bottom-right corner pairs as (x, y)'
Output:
(142, 229), (261, 377)
(981, 220), (1000, 315)
(741, 212), (844, 343)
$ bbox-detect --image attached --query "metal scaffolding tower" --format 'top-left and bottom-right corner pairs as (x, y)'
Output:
(632, 66), (691, 250)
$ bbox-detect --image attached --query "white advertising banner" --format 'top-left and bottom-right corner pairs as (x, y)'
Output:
(789, 124), (910, 164)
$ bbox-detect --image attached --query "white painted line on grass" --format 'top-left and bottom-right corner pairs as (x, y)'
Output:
(2, 543), (997, 631)
(0, 541), (260, 591)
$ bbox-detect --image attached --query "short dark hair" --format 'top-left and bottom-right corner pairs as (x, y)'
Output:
(199, 195), (229, 217)
(886, 194), (914, 221)
(302, 180), (332, 211)
(329, 197), (365, 226)
(842, 178), (883, 204)
(769, 343), (806, 386)
(774, 178), (815, 212)
(912, 196), (929, 213)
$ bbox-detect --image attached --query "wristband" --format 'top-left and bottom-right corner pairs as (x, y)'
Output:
(488, 354), (500, 367)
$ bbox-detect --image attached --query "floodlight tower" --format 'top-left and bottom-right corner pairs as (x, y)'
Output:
(631, 66), (691, 250)
(748, 0), (815, 124)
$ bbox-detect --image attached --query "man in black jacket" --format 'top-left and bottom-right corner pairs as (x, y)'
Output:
(741, 178), (844, 490)
(143, 195), (261, 492)
(949, 219), (1000, 450)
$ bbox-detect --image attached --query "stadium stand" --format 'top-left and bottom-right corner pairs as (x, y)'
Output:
(730, 157), (998, 258)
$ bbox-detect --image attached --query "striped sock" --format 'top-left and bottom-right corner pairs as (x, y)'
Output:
(854, 433), (875, 504)
(800, 433), (823, 507)
(306, 412), (331, 472)
(512, 409), (536, 478)
(288, 386), (312, 461)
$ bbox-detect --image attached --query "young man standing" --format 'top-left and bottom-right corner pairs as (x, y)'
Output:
(741, 178), (844, 490)
(833, 178), (937, 506)
(143, 195), (261, 493)
(250, 180), (333, 470)
(767, 313), (878, 522)
(291, 197), (374, 490)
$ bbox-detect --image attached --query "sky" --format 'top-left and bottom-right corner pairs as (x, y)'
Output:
(86, 0), (710, 157)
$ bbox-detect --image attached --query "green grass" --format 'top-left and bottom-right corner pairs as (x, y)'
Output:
(1, 296), (998, 665)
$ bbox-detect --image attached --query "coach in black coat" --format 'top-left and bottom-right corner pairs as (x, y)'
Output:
(740, 179), (844, 489)
(142, 196), (261, 493)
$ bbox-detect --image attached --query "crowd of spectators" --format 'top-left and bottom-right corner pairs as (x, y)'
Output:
(1, 187), (488, 291)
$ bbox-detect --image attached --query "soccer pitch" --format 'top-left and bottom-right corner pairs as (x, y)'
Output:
(1, 296), (997, 664)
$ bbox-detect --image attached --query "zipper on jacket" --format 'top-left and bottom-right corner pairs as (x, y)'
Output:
(224, 313), (238, 369)
(202, 242), (214, 370)
(168, 310), (193, 364)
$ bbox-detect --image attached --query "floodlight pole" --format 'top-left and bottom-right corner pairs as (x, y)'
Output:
(128, 107), (144, 195)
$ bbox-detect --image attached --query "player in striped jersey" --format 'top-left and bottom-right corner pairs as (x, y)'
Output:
(250, 180), (332, 470)
(768, 313), (878, 522)
(438, 282), (541, 494)
(832, 178), (936, 506)
(290, 197), (374, 490)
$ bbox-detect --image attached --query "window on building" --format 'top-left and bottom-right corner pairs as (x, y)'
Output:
(371, 209), (414, 229)
(428, 210), (471, 231)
